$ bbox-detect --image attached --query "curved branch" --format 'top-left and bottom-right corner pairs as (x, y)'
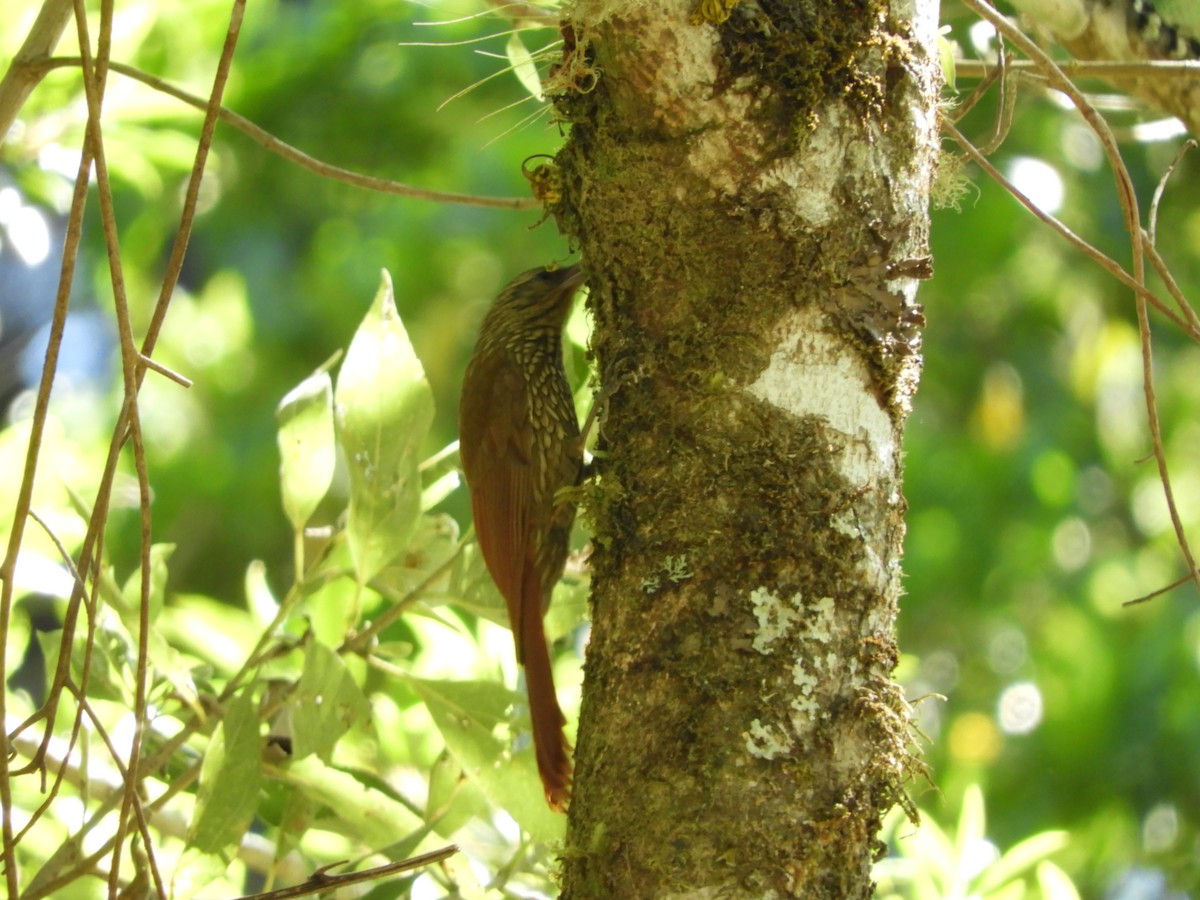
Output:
(37, 57), (539, 210)
(0, 0), (74, 148)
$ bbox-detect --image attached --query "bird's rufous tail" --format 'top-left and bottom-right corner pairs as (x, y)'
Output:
(520, 591), (572, 811)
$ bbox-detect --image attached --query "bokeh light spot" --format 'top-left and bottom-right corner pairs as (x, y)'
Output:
(949, 712), (1002, 765)
(1006, 156), (1064, 215)
(997, 681), (1043, 735)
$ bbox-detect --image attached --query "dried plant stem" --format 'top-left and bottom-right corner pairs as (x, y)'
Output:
(0, 3), (100, 889)
(66, 0), (159, 892)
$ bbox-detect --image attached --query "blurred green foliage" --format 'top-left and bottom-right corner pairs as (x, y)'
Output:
(903, 6), (1200, 896)
(1, 0), (1198, 896)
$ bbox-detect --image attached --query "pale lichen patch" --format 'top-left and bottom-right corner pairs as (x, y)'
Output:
(806, 595), (836, 641)
(750, 586), (802, 653)
(790, 659), (819, 720)
(745, 718), (794, 760)
(747, 591), (843, 752)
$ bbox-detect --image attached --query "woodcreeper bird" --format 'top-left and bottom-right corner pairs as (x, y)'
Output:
(458, 263), (586, 811)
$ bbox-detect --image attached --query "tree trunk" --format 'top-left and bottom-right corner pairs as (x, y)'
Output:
(553, 0), (940, 895)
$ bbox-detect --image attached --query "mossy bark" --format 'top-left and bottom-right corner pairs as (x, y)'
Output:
(552, 0), (940, 895)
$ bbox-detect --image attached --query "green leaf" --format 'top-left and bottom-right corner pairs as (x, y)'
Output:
(45, 627), (127, 703)
(371, 513), (462, 604)
(290, 641), (372, 762)
(244, 559), (280, 628)
(279, 754), (426, 849)
(118, 543), (174, 626)
(545, 574), (589, 646)
(335, 271), (435, 585)
(426, 750), (487, 837)
(114, 545), (212, 713)
(506, 32), (544, 101)
(1035, 861), (1080, 900)
(975, 829), (1069, 895)
(955, 782), (987, 886)
(454, 543), (509, 626)
(276, 368), (336, 530)
(421, 467), (460, 512)
(159, 592), (260, 676)
(983, 882), (1026, 900)
(937, 31), (957, 92)
(408, 677), (564, 841)
(274, 783), (318, 865)
(904, 812), (954, 890)
(301, 561), (364, 646)
(189, 690), (261, 855)
(169, 848), (237, 900)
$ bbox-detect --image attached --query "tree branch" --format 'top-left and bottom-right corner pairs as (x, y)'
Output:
(35, 56), (541, 210)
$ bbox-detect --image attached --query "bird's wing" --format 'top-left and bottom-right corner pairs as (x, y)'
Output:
(460, 358), (538, 661)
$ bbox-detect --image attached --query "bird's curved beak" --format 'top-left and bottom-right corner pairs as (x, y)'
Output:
(553, 263), (587, 291)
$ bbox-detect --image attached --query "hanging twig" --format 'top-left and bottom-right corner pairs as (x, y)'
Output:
(35, 57), (541, 210)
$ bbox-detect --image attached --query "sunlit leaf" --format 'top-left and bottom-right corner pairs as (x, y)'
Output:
(421, 467), (460, 512)
(955, 782), (987, 885)
(937, 31), (957, 91)
(408, 676), (564, 841)
(454, 543), (509, 626)
(119, 543), (174, 625)
(975, 828), (1069, 895)
(111, 544), (210, 713)
(290, 641), (372, 762)
(170, 848), (239, 900)
(506, 32), (544, 101)
(1035, 860), (1081, 900)
(335, 271), (435, 585)
(276, 368), (336, 530)
(245, 560), (280, 629)
(301, 563), (363, 646)
(189, 690), (261, 854)
(158, 592), (260, 676)
(279, 754), (427, 849)
(981, 882), (1026, 900)
(904, 812), (954, 889)
(274, 784), (318, 868)
(42, 628), (127, 704)
(427, 749), (487, 837)
(545, 573), (589, 645)
(371, 513), (461, 603)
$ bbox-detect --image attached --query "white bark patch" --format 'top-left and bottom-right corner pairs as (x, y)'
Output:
(754, 118), (849, 226)
(747, 309), (895, 484)
(686, 93), (763, 195)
